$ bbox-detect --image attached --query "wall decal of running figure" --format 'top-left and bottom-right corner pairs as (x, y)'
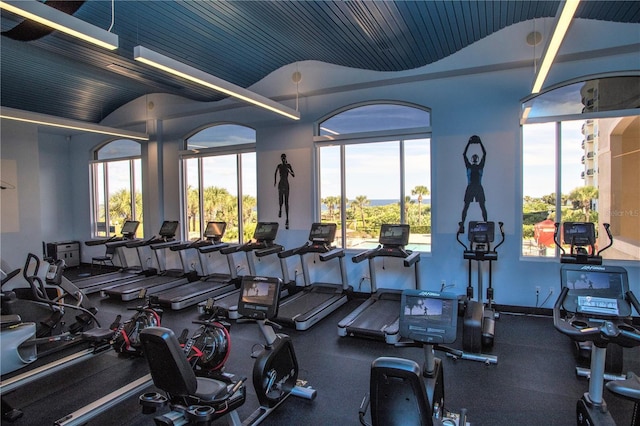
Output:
(275, 153), (295, 229)
(461, 135), (488, 225)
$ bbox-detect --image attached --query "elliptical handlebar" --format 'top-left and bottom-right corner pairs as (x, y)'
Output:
(456, 222), (468, 251)
(493, 221), (505, 251)
(597, 223), (613, 256)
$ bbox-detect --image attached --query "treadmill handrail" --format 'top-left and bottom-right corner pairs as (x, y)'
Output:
(403, 251), (421, 267)
(318, 247), (345, 262)
(255, 245), (284, 258)
(278, 242), (310, 258)
(149, 240), (183, 251)
(198, 242), (230, 254)
(352, 246), (380, 263)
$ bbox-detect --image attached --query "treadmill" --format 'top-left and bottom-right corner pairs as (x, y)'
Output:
(72, 221), (145, 294)
(198, 222), (285, 319)
(102, 221), (195, 301)
(275, 222), (350, 331)
(337, 224), (421, 343)
(149, 222), (238, 310)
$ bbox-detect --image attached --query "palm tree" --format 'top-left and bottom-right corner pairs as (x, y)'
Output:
(567, 185), (599, 222)
(350, 195), (369, 230)
(411, 185), (430, 224)
(403, 195), (413, 222)
(186, 186), (200, 233)
(108, 189), (133, 233)
(323, 196), (341, 221)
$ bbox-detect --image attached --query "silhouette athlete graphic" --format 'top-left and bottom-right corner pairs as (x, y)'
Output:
(275, 153), (295, 229)
(461, 135), (488, 224)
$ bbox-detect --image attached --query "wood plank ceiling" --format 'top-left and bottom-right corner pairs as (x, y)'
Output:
(1, 1), (638, 123)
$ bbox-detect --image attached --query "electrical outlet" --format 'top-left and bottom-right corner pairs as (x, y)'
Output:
(535, 286), (541, 295)
(549, 287), (555, 294)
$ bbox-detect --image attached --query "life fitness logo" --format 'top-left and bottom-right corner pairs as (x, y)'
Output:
(580, 265), (605, 271)
(418, 291), (441, 297)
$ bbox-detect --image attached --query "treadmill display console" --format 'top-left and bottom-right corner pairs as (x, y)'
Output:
(379, 224), (409, 247)
(237, 276), (282, 320)
(120, 220), (140, 237)
(468, 221), (495, 243)
(309, 223), (337, 243)
(204, 221), (226, 239)
(399, 290), (458, 344)
(158, 221), (179, 238)
(253, 222), (279, 242)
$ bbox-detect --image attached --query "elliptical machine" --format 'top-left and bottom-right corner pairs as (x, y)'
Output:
(455, 221), (504, 364)
(552, 260), (640, 425)
(359, 289), (468, 426)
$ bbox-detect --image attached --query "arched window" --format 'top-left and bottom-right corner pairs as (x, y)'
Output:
(521, 75), (639, 261)
(182, 124), (256, 243)
(90, 139), (142, 237)
(315, 103), (431, 251)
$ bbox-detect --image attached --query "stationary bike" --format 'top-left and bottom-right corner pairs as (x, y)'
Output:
(359, 289), (469, 426)
(455, 221), (504, 364)
(552, 263), (640, 425)
(236, 275), (317, 424)
(554, 222), (626, 379)
(139, 276), (316, 425)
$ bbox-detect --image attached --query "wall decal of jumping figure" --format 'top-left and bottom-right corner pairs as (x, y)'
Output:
(461, 135), (488, 227)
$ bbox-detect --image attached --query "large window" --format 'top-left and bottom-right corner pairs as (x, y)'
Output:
(521, 76), (639, 261)
(182, 124), (256, 243)
(91, 139), (142, 237)
(316, 103), (431, 251)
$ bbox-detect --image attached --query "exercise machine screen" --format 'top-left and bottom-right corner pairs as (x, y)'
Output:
(158, 221), (179, 238)
(308, 223), (336, 243)
(121, 220), (140, 237)
(379, 224), (410, 247)
(560, 264), (630, 317)
(399, 290), (458, 344)
(237, 276), (282, 320)
(468, 221), (495, 243)
(253, 222), (279, 241)
(204, 221), (226, 239)
(562, 222), (596, 246)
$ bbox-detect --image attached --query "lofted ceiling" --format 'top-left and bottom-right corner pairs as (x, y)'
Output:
(1, 0), (639, 124)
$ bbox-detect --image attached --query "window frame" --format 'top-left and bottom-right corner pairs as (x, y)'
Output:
(89, 140), (142, 238)
(180, 123), (256, 243)
(314, 102), (432, 251)
(520, 73), (640, 262)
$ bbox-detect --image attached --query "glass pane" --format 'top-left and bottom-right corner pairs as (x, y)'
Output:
(586, 116), (639, 261)
(202, 155), (238, 243)
(187, 124), (256, 150)
(106, 160), (132, 236)
(184, 158), (201, 240)
(522, 122), (556, 257)
(94, 164), (107, 237)
(404, 138), (431, 252)
(320, 104), (430, 136)
(241, 153), (257, 243)
(319, 146), (342, 247)
(345, 141), (400, 249)
(523, 76), (640, 120)
(96, 139), (141, 160)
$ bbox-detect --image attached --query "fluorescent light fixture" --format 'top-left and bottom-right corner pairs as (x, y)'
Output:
(531, 0), (580, 94)
(0, 0), (118, 50)
(0, 107), (149, 141)
(133, 46), (300, 120)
